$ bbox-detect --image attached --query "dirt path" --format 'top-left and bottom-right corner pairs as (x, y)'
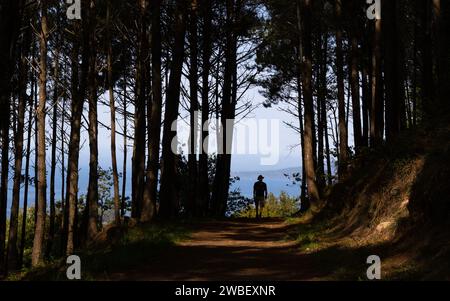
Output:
(107, 218), (352, 281)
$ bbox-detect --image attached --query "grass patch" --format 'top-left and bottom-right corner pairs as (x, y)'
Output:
(282, 219), (329, 252)
(16, 222), (190, 281)
(297, 232), (320, 252)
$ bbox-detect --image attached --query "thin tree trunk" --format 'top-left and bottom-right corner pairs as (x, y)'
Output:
(0, 1), (20, 273)
(107, 0), (121, 225)
(383, 0), (404, 142)
(121, 72), (128, 216)
(159, 0), (188, 218)
(316, 30), (327, 190)
(349, 11), (362, 152)
(46, 46), (59, 258)
(131, 0), (148, 219)
(34, 77), (38, 225)
(324, 111), (332, 186)
(297, 76), (307, 200)
(19, 91), (34, 268)
(86, 0), (99, 241)
(433, 0), (450, 111)
(335, 0), (348, 179)
(7, 22), (31, 270)
(0, 102), (9, 273)
(298, 0), (321, 209)
(370, 16), (383, 147)
(198, 0), (212, 217)
(421, 0), (433, 116)
(141, 0), (162, 222)
(31, 2), (48, 267)
(188, 0), (199, 217)
(66, 13), (90, 255)
(361, 56), (370, 147)
(211, 0), (238, 217)
(60, 89), (66, 230)
(319, 32), (329, 187)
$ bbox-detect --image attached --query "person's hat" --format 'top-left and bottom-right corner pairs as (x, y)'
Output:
(257, 175), (264, 180)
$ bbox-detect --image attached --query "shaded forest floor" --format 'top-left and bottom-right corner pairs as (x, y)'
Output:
(13, 216), (448, 281)
(100, 218), (425, 281)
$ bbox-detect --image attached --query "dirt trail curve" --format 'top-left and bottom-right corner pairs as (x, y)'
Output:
(108, 218), (342, 281)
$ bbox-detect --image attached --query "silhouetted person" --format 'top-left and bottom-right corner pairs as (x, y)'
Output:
(253, 175), (268, 219)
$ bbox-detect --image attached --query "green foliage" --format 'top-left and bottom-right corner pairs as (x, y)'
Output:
(226, 189), (253, 217)
(79, 166), (131, 226)
(233, 191), (299, 218)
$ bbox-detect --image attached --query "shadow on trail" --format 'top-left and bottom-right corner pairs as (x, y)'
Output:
(107, 218), (375, 281)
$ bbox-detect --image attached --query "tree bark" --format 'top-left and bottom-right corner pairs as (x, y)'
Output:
(198, 0), (212, 217)
(349, 8), (362, 152)
(0, 0), (20, 274)
(107, 0), (121, 225)
(159, 0), (188, 218)
(132, 0), (148, 219)
(141, 0), (162, 222)
(121, 71), (128, 217)
(31, 2), (49, 267)
(211, 0), (239, 217)
(383, 0), (404, 142)
(370, 16), (383, 147)
(188, 0), (199, 217)
(66, 12), (90, 255)
(317, 29), (327, 190)
(335, 0), (348, 179)
(7, 19), (31, 270)
(298, 0), (321, 208)
(86, 0), (99, 241)
(46, 46), (59, 258)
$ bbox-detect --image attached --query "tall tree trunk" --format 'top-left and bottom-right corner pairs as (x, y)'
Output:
(0, 0), (20, 274)
(349, 8), (362, 152)
(433, 0), (450, 112)
(121, 72), (128, 216)
(60, 91), (66, 230)
(107, 0), (121, 225)
(412, 23), (418, 126)
(159, 0), (187, 218)
(0, 99), (10, 274)
(297, 76), (307, 199)
(141, 0), (162, 222)
(361, 49), (370, 147)
(46, 46), (59, 258)
(34, 80), (38, 225)
(132, 0), (148, 219)
(370, 16), (383, 147)
(188, 0), (199, 217)
(7, 21), (31, 271)
(298, 0), (321, 209)
(420, 0), (433, 117)
(335, 0), (348, 179)
(316, 30), (327, 190)
(383, 0), (405, 142)
(211, 0), (238, 217)
(198, 0), (212, 217)
(319, 32), (329, 187)
(31, 2), (48, 267)
(324, 109), (332, 186)
(86, 0), (99, 241)
(66, 13), (90, 255)
(19, 91), (34, 268)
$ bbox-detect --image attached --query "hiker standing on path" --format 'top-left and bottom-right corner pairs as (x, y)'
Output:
(253, 175), (268, 219)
